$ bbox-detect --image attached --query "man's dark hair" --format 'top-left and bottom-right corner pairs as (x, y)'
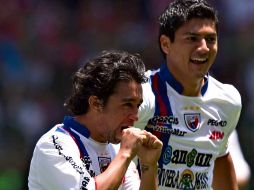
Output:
(64, 50), (147, 115)
(158, 0), (219, 58)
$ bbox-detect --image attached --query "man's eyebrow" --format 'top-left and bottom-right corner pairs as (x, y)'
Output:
(184, 32), (217, 36)
(121, 97), (135, 102)
(184, 32), (198, 36)
(121, 97), (143, 104)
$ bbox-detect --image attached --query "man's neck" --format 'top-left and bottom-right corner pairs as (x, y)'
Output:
(181, 78), (204, 96)
(75, 114), (107, 143)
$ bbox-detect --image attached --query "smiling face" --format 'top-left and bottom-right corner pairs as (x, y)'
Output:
(160, 18), (217, 93)
(97, 80), (143, 144)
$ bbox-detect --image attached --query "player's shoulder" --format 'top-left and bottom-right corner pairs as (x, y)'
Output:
(145, 68), (160, 78)
(141, 69), (158, 102)
(35, 124), (77, 151)
(142, 82), (157, 108)
(208, 75), (241, 106)
(143, 68), (160, 92)
(134, 70), (157, 128)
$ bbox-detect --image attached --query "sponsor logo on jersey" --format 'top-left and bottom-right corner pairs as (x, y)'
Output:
(98, 157), (111, 172)
(184, 113), (201, 132)
(52, 135), (84, 174)
(146, 124), (187, 136)
(81, 156), (95, 177)
(209, 131), (224, 140)
(207, 119), (227, 127)
(163, 145), (173, 165)
(158, 168), (209, 189)
(150, 115), (179, 125)
(162, 146), (213, 167)
(52, 135), (95, 178)
(81, 176), (90, 190)
(179, 169), (194, 189)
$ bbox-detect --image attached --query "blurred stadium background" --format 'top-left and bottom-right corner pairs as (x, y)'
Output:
(0, 0), (254, 189)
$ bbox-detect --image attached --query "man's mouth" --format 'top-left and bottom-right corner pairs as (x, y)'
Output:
(121, 126), (130, 131)
(190, 57), (208, 64)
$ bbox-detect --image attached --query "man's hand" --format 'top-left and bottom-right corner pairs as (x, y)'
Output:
(119, 128), (147, 160)
(119, 128), (162, 164)
(137, 130), (163, 166)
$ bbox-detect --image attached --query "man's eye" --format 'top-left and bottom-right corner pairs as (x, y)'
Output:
(124, 103), (133, 107)
(206, 36), (216, 43)
(187, 36), (198, 42)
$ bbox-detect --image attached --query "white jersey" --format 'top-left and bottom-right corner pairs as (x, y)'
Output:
(134, 64), (242, 190)
(28, 116), (140, 190)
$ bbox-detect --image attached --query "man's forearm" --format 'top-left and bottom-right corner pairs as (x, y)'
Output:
(139, 163), (159, 190)
(212, 153), (238, 190)
(95, 151), (132, 190)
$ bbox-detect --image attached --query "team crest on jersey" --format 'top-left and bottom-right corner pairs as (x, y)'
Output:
(98, 157), (111, 172)
(184, 113), (201, 132)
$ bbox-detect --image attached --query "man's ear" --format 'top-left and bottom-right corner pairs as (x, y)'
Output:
(88, 96), (103, 112)
(160, 35), (171, 55)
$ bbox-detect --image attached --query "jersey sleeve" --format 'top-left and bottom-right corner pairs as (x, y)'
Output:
(28, 132), (96, 190)
(135, 82), (155, 130)
(218, 84), (242, 157)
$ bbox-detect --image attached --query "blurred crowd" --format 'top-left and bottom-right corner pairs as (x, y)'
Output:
(0, 0), (254, 189)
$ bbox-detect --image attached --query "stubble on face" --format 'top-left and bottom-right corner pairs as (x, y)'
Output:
(108, 130), (121, 144)
(97, 81), (142, 144)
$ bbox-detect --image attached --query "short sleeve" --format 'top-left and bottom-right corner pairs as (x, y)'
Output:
(28, 133), (96, 190)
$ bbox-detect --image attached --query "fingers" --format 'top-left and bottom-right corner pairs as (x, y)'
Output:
(136, 130), (162, 165)
(120, 128), (162, 165)
(139, 134), (148, 144)
(152, 139), (163, 149)
(139, 130), (162, 149)
(121, 128), (162, 149)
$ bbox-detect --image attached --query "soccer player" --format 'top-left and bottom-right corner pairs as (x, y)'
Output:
(134, 0), (241, 189)
(28, 50), (162, 190)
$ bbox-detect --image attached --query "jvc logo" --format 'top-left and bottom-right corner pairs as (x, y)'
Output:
(207, 119), (227, 127)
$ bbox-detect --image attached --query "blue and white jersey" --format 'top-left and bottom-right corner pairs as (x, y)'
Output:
(29, 116), (140, 190)
(134, 63), (242, 190)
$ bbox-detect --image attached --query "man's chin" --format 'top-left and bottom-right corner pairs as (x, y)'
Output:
(109, 137), (121, 144)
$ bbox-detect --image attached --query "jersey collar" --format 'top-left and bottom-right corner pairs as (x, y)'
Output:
(63, 116), (90, 138)
(158, 63), (209, 96)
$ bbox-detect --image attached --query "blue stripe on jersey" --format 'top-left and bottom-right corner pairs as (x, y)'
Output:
(159, 63), (184, 94)
(159, 63), (209, 96)
(63, 116), (90, 138)
(62, 116), (90, 158)
(147, 63), (209, 168)
(149, 67), (174, 168)
(201, 75), (209, 96)
(151, 74), (168, 116)
(55, 126), (67, 134)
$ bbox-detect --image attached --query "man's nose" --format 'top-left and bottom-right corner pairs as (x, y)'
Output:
(198, 38), (209, 52)
(128, 109), (139, 122)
